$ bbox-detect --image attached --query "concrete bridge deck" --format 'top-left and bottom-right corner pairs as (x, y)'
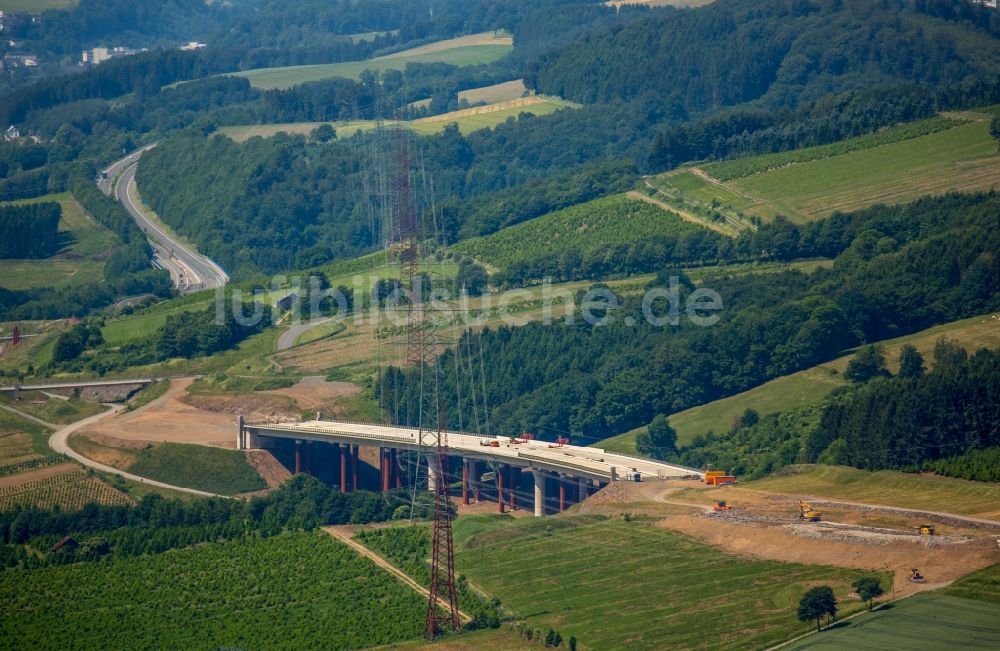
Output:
(241, 419), (700, 483)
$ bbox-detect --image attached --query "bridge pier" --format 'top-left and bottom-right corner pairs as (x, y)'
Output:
(472, 460), (480, 502)
(507, 465), (517, 511)
(427, 454), (437, 491)
(306, 440), (313, 476)
(461, 460), (470, 505)
(381, 448), (391, 492)
(295, 440), (302, 474)
(496, 465), (504, 513)
(339, 444), (347, 493)
(393, 449), (401, 489)
(559, 475), (566, 513)
(351, 445), (358, 490)
(531, 469), (545, 517)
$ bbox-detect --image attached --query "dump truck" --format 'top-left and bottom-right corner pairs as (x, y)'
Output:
(798, 500), (822, 522)
(704, 469), (737, 486)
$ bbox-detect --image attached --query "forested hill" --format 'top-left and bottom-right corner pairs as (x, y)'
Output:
(382, 193), (1000, 445)
(527, 0), (1000, 111)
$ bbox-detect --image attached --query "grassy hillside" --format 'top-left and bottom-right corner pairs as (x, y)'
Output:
(219, 96), (577, 141)
(127, 442), (265, 495)
(0, 192), (116, 291)
(0, 531), (427, 649)
(649, 111), (1000, 224)
(453, 515), (873, 650)
(233, 32), (513, 90)
(747, 465), (1000, 517)
(0, 0), (76, 12)
(786, 592), (1000, 650)
(945, 563), (1000, 605)
(452, 194), (705, 270)
(602, 312), (1000, 455)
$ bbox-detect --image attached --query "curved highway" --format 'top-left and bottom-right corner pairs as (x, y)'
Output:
(101, 147), (229, 293)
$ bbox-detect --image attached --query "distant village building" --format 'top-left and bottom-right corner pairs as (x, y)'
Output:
(276, 293), (298, 311)
(81, 46), (147, 66)
(179, 41), (207, 51)
(0, 11), (30, 33)
(0, 52), (38, 71)
(3, 125), (19, 142)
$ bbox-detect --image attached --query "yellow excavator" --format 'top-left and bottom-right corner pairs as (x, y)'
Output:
(915, 524), (935, 535)
(910, 568), (926, 583)
(799, 500), (822, 522)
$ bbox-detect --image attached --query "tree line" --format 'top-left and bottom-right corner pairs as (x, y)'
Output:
(0, 202), (61, 259)
(0, 475), (432, 569)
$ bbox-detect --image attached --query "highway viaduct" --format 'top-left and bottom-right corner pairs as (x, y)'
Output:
(240, 417), (703, 516)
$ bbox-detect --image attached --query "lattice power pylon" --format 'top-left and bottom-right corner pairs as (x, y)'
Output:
(425, 402), (460, 638)
(393, 116), (424, 368)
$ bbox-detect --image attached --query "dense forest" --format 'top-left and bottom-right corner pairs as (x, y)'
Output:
(380, 193), (1000, 447)
(528, 0), (1000, 110)
(0, 203), (61, 259)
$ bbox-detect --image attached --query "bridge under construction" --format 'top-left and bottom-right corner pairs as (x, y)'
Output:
(239, 417), (702, 517)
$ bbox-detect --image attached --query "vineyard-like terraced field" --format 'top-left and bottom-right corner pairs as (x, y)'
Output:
(0, 469), (132, 510)
(0, 531), (428, 650)
(451, 194), (705, 270)
(650, 111), (1000, 225)
(0, 432), (39, 467)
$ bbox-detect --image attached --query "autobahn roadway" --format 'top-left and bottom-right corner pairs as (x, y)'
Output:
(101, 147), (229, 293)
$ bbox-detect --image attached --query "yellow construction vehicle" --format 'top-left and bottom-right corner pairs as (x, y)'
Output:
(915, 524), (935, 535)
(713, 500), (733, 512)
(798, 500), (822, 522)
(910, 568), (926, 583)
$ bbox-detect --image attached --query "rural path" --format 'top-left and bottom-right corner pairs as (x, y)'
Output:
(0, 403), (58, 429)
(277, 317), (337, 351)
(324, 525), (473, 624)
(48, 405), (225, 498)
(689, 166), (758, 201)
(628, 188), (733, 236)
(803, 496), (1000, 529)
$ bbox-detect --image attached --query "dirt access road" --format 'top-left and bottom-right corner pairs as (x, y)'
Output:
(49, 404), (222, 498)
(324, 525), (472, 624)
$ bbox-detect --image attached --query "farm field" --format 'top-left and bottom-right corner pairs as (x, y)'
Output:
(219, 96), (576, 141)
(0, 0), (75, 11)
(452, 515), (871, 651)
(452, 194), (706, 270)
(233, 31), (513, 90)
(0, 192), (115, 291)
(459, 79), (526, 104)
(0, 531), (428, 650)
(648, 111), (1000, 224)
(747, 465), (1000, 517)
(601, 311), (1000, 456)
(0, 467), (132, 510)
(785, 592), (1000, 650)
